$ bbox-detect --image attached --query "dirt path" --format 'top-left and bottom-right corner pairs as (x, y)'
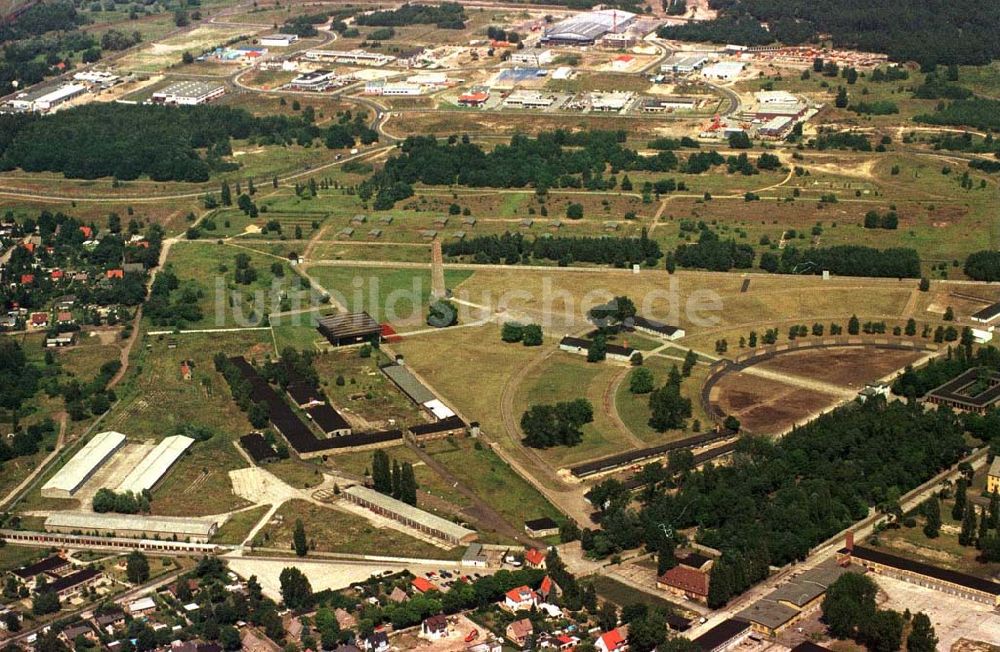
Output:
(604, 366), (645, 449)
(901, 288), (922, 319)
(739, 365), (859, 399)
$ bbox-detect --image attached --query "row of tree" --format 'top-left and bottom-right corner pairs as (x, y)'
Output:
(371, 449), (418, 505)
(443, 230), (663, 268)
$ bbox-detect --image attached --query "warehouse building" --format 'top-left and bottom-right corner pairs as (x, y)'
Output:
(691, 619), (750, 652)
(289, 70), (341, 91)
(541, 9), (637, 45)
(342, 484), (477, 545)
(317, 311), (381, 346)
(151, 81), (226, 106)
(42, 431), (127, 498)
(44, 512), (219, 543)
(661, 54), (708, 75)
(115, 435), (194, 495)
(8, 83), (87, 112)
(260, 34), (299, 47)
(510, 49), (553, 67)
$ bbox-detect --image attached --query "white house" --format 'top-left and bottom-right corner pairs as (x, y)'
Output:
(503, 585), (539, 612)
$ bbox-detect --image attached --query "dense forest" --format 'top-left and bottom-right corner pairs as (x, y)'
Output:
(0, 0), (85, 42)
(0, 103), (374, 182)
(892, 346), (1000, 398)
(964, 251), (1000, 281)
(361, 131), (680, 209)
(581, 400), (969, 606)
(354, 2), (466, 29)
(658, 0), (1000, 66)
(442, 230), (663, 267)
(916, 98), (1000, 132)
(761, 244), (921, 278)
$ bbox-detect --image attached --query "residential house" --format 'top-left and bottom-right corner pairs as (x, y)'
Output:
(506, 618), (533, 648)
(540, 634), (579, 650)
(30, 312), (49, 328)
(0, 608), (22, 631)
(538, 575), (561, 603)
(412, 577), (440, 594)
(420, 614), (449, 640)
(595, 627), (628, 652)
(106, 269), (124, 280)
(363, 629), (390, 652)
(388, 587), (409, 604)
(503, 585), (539, 612)
(127, 596), (157, 616)
(59, 622), (96, 646)
(93, 609), (126, 632)
(524, 548), (546, 569)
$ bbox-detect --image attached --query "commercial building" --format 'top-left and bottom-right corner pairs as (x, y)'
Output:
(838, 537), (1000, 606)
(304, 49), (395, 66)
(503, 90), (556, 108)
(342, 484), (477, 545)
(289, 70), (341, 91)
(923, 367), (1000, 414)
(73, 71), (120, 86)
(9, 83), (87, 112)
(641, 96), (699, 112)
(260, 34), (299, 47)
(661, 54), (708, 75)
(510, 49), (553, 67)
(151, 81), (225, 106)
(317, 311), (381, 346)
(364, 81), (422, 96)
(42, 431), (126, 498)
(524, 517), (559, 538)
(458, 90), (489, 106)
(701, 61), (745, 81)
(116, 435), (194, 495)
(542, 9), (637, 45)
(44, 512), (219, 543)
(691, 619), (750, 652)
(589, 91), (631, 112)
(738, 559), (856, 637)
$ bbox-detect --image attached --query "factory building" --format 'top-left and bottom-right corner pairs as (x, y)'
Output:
(115, 435), (194, 495)
(541, 9), (637, 45)
(151, 81), (226, 106)
(342, 484), (477, 545)
(44, 512), (219, 543)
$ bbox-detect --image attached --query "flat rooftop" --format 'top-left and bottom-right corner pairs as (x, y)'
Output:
(42, 431), (126, 495)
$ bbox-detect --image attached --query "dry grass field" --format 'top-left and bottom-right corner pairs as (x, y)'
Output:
(711, 371), (833, 434)
(754, 346), (925, 388)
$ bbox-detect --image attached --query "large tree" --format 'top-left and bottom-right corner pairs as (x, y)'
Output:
(278, 566), (313, 610)
(822, 573), (877, 639)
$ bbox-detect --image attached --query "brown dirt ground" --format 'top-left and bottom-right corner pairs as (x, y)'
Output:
(753, 347), (925, 389)
(712, 371), (834, 434)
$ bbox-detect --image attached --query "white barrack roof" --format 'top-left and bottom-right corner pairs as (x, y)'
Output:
(42, 431), (126, 496)
(116, 435), (194, 495)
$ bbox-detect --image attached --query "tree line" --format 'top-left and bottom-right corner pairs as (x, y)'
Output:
(443, 230), (663, 268)
(355, 3), (466, 29)
(371, 449), (418, 506)
(0, 103), (374, 182)
(964, 250), (1000, 281)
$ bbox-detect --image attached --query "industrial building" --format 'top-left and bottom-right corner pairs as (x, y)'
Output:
(641, 97), (699, 112)
(73, 71), (120, 87)
(317, 311), (381, 346)
(503, 90), (556, 108)
(44, 512), (219, 543)
(701, 61), (745, 81)
(692, 619), (751, 652)
(661, 54), (708, 75)
(260, 34), (299, 47)
(589, 91), (632, 112)
(364, 81), (422, 96)
(304, 49), (395, 66)
(342, 484), (477, 545)
(151, 81), (226, 106)
(541, 9), (637, 45)
(8, 83), (87, 112)
(42, 431), (126, 498)
(510, 49), (553, 67)
(115, 435), (194, 495)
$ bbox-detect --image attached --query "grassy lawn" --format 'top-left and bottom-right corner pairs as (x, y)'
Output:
(0, 545), (50, 573)
(312, 348), (423, 429)
(254, 499), (465, 560)
(267, 458), (326, 490)
(591, 575), (689, 614)
(424, 437), (563, 529)
(212, 505), (271, 545)
(616, 358), (712, 444)
(150, 435), (251, 517)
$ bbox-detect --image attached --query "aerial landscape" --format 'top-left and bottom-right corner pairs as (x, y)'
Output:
(2, 0), (1000, 650)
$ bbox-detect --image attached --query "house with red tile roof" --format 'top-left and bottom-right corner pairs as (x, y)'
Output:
(595, 627), (628, 652)
(30, 312), (49, 328)
(524, 548), (546, 569)
(505, 618), (533, 648)
(80, 226), (93, 239)
(411, 577), (439, 594)
(56, 311), (74, 325)
(656, 564), (710, 604)
(106, 269), (124, 280)
(22, 242), (35, 253)
(50, 269), (64, 280)
(502, 585), (538, 612)
(538, 575), (561, 602)
(19, 274), (34, 285)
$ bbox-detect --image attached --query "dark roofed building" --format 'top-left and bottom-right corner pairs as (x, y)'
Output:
(306, 403), (352, 436)
(524, 516), (560, 537)
(840, 542), (1000, 605)
(790, 643), (830, 652)
(559, 336), (636, 362)
(633, 315), (685, 340)
(287, 381), (323, 407)
(317, 312), (381, 346)
(48, 568), (101, 596)
(12, 555), (70, 579)
(240, 433), (279, 464)
(971, 302), (1000, 324)
(570, 429), (735, 478)
(923, 367), (1000, 415)
(408, 415), (466, 441)
(692, 619), (751, 652)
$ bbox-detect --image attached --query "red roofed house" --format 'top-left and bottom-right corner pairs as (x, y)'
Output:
(30, 312), (49, 328)
(419, 614), (449, 640)
(458, 91), (489, 107)
(538, 575), (561, 602)
(50, 269), (64, 280)
(180, 361), (192, 380)
(80, 226), (93, 239)
(595, 627), (628, 652)
(656, 565), (710, 604)
(57, 311), (74, 325)
(503, 585), (538, 612)
(19, 274), (34, 285)
(411, 577), (439, 594)
(23, 242), (35, 253)
(506, 618), (533, 648)
(524, 548), (546, 570)
(106, 269), (124, 280)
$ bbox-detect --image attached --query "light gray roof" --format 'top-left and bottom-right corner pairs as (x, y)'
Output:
(343, 485), (474, 541)
(381, 365), (436, 404)
(116, 435), (193, 495)
(43, 431), (126, 495)
(45, 512), (218, 538)
(737, 598), (799, 630)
